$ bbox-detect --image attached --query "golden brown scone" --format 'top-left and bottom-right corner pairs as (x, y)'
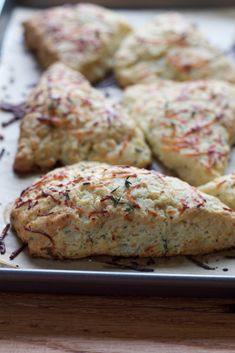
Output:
(199, 173), (235, 209)
(10, 161), (235, 260)
(122, 79), (235, 186)
(115, 13), (235, 87)
(24, 3), (132, 82)
(14, 62), (151, 173)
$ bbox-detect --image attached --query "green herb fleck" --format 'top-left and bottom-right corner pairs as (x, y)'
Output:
(64, 192), (70, 201)
(125, 177), (132, 189)
(48, 102), (54, 111)
(111, 186), (120, 194)
(162, 237), (168, 254)
(135, 148), (143, 153)
(124, 203), (135, 213)
(111, 196), (124, 207)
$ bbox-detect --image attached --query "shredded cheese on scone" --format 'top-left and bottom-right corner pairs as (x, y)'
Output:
(14, 63), (151, 172)
(115, 13), (235, 87)
(200, 173), (235, 209)
(122, 79), (235, 186)
(10, 162), (235, 259)
(24, 3), (132, 82)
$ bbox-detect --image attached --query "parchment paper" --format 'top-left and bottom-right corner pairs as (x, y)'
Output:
(1, 7), (235, 275)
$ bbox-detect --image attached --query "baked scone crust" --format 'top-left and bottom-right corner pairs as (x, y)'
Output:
(14, 62), (151, 173)
(115, 13), (235, 87)
(199, 173), (235, 209)
(122, 79), (235, 186)
(10, 162), (235, 259)
(24, 3), (132, 82)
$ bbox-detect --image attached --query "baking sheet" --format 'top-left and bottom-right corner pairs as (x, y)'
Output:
(2, 7), (235, 292)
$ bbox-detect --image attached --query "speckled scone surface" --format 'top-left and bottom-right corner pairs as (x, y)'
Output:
(123, 79), (235, 186)
(24, 3), (132, 82)
(10, 162), (235, 259)
(14, 62), (151, 173)
(115, 13), (235, 87)
(199, 173), (235, 210)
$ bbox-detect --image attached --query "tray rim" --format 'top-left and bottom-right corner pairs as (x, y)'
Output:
(1, 267), (235, 296)
(1, 0), (235, 296)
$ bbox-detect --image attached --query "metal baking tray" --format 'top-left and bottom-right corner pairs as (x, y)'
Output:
(2, 0), (235, 296)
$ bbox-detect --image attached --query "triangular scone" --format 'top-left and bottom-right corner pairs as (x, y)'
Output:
(24, 3), (132, 82)
(10, 162), (235, 259)
(199, 173), (235, 209)
(122, 79), (235, 186)
(115, 13), (235, 87)
(14, 63), (151, 173)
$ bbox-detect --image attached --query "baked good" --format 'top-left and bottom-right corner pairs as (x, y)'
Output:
(24, 3), (132, 82)
(199, 173), (235, 209)
(14, 62), (151, 173)
(10, 161), (235, 259)
(115, 13), (235, 87)
(122, 79), (235, 186)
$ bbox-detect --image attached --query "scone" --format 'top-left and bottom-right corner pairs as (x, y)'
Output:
(122, 79), (235, 186)
(10, 162), (235, 259)
(24, 3), (132, 82)
(199, 173), (235, 209)
(14, 62), (151, 173)
(115, 13), (235, 87)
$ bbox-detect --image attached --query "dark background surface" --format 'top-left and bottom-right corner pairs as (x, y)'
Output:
(16, 0), (235, 8)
